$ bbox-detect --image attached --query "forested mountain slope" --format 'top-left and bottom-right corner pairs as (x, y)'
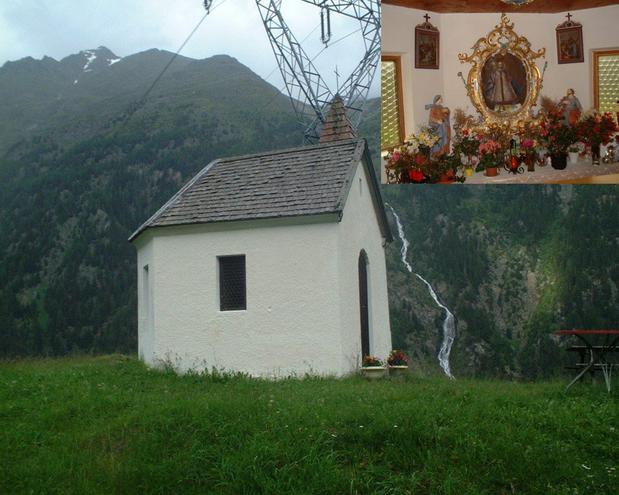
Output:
(382, 186), (619, 377)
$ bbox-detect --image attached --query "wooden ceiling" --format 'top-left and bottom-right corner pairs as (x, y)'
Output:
(382, 0), (619, 13)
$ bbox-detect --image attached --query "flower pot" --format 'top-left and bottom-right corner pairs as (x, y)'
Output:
(464, 167), (474, 177)
(388, 365), (409, 378)
(408, 169), (425, 183)
(361, 366), (387, 380)
(569, 152), (579, 164)
(485, 166), (498, 177)
(525, 155), (536, 172)
(551, 153), (568, 170)
(438, 169), (455, 184)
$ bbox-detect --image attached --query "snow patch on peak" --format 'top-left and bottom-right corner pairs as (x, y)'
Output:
(82, 50), (97, 72)
(108, 57), (121, 66)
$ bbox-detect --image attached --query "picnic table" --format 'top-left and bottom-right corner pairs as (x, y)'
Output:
(554, 330), (619, 392)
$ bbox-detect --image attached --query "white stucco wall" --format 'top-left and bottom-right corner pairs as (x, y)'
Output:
(336, 163), (392, 368)
(382, 4), (619, 134)
(136, 236), (155, 364)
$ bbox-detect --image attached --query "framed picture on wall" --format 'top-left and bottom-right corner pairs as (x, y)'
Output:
(556, 15), (584, 64)
(415, 15), (439, 70)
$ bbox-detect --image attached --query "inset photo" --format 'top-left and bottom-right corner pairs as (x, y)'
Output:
(380, 1), (619, 184)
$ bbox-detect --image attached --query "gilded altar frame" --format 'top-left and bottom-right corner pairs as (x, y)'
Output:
(458, 14), (545, 132)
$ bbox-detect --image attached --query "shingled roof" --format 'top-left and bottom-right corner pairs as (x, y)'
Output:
(129, 138), (391, 242)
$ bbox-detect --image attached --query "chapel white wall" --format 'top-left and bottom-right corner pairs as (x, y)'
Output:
(382, 4), (619, 134)
(136, 235), (155, 365)
(336, 162), (392, 369)
(142, 219), (348, 377)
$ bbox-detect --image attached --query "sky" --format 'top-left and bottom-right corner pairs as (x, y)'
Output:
(0, 0), (379, 96)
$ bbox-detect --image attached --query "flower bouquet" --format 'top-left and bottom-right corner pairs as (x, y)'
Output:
(384, 127), (440, 183)
(520, 137), (540, 172)
(539, 102), (577, 169)
(576, 112), (618, 164)
(453, 128), (480, 176)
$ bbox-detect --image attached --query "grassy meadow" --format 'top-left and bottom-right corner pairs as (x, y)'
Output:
(1, 355), (617, 494)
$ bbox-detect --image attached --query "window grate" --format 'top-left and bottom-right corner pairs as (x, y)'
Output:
(219, 255), (246, 311)
(596, 53), (619, 114)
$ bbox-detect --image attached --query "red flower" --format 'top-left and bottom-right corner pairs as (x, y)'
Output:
(414, 154), (426, 166)
(409, 170), (425, 182)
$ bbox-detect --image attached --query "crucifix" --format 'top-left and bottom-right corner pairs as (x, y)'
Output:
(566, 12), (573, 23)
(424, 13), (431, 23)
(334, 65), (340, 92)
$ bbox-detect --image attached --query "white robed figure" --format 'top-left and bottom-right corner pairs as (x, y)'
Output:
(487, 61), (518, 109)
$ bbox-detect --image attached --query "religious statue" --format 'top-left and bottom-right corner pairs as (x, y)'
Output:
(486, 60), (519, 110)
(425, 95), (451, 157)
(560, 88), (582, 126)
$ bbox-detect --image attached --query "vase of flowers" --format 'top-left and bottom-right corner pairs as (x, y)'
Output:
(568, 144), (582, 164)
(576, 112), (618, 165)
(387, 350), (409, 377)
(361, 355), (386, 380)
(521, 138), (539, 172)
(384, 128), (439, 184)
(454, 128), (480, 178)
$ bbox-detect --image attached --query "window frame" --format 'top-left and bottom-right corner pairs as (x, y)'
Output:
(593, 49), (619, 112)
(381, 54), (406, 151)
(217, 254), (247, 312)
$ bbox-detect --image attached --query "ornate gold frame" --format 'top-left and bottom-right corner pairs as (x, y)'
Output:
(458, 14), (545, 132)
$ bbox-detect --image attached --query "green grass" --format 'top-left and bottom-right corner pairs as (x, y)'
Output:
(1, 356), (617, 494)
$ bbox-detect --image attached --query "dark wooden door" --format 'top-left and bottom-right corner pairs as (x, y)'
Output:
(358, 252), (369, 357)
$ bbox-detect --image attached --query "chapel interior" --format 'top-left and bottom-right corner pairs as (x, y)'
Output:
(381, 0), (619, 184)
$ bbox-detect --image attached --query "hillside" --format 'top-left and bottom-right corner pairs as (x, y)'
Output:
(382, 186), (619, 378)
(1, 356), (617, 494)
(0, 48), (302, 356)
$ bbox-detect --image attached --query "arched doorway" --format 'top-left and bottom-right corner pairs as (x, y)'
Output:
(358, 250), (370, 358)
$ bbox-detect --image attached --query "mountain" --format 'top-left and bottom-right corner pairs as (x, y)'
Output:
(0, 47), (298, 156)
(0, 47), (303, 356)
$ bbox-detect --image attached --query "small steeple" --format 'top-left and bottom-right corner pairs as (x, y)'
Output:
(319, 95), (357, 144)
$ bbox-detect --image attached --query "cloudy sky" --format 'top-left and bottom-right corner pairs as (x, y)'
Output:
(0, 0), (379, 95)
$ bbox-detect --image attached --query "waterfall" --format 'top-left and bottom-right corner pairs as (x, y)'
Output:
(386, 203), (456, 379)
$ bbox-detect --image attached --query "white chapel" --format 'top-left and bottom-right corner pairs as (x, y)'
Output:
(129, 97), (393, 377)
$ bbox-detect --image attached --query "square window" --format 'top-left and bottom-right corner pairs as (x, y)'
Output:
(218, 255), (246, 311)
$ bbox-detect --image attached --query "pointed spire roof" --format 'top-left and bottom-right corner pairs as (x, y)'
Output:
(319, 94), (357, 144)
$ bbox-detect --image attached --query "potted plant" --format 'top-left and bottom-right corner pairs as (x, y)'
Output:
(576, 112), (618, 165)
(361, 355), (386, 380)
(539, 100), (578, 170)
(387, 350), (409, 377)
(476, 138), (504, 177)
(433, 153), (461, 183)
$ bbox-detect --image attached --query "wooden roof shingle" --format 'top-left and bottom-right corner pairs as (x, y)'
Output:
(129, 138), (392, 242)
